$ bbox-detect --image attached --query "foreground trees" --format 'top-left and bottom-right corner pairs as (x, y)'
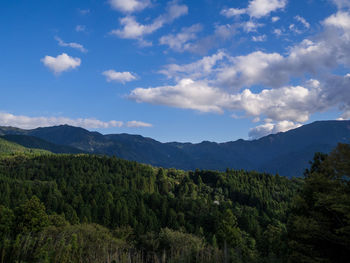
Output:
(0, 143), (349, 262)
(288, 143), (350, 263)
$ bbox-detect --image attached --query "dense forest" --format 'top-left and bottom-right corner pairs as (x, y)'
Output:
(0, 143), (349, 262)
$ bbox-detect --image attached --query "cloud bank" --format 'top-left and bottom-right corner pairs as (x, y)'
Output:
(129, 9), (350, 138)
(0, 112), (152, 130)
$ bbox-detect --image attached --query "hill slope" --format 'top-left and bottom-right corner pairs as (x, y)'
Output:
(1, 134), (83, 154)
(0, 120), (349, 177)
(0, 137), (50, 155)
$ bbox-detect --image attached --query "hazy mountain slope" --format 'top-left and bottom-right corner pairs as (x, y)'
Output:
(0, 137), (50, 155)
(1, 135), (84, 154)
(0, 120), (349, 176)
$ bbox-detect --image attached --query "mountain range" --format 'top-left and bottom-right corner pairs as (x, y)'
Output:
(1, 120), (349, 177)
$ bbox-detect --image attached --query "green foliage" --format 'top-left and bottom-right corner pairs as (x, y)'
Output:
(0, 152), (303, 262)
(288, 143), (350, 263)
(0, 137), (50, 155)
(15, 196), (49, 233)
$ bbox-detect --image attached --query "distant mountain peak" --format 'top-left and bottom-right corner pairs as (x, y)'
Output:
(0, 120), (349, 177)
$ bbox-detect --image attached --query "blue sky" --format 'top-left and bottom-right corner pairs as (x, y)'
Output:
(1, 0), (350, 142)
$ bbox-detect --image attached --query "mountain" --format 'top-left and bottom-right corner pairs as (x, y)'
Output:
(0, 120), (349, 177)
(0, 137), (50, 155)
(1, 134), (83, 154)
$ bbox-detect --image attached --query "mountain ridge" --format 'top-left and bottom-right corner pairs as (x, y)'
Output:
(0, 120), (349, 177)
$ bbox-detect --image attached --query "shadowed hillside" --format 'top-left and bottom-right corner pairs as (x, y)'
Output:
(1, 120), (349, 177)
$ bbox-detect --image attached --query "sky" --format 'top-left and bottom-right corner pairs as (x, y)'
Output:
(1, 0), (350, 143)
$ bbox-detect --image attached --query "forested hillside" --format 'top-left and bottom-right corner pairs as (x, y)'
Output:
(0, 137), (50, 155)
(0, 143), (349, 262)
(0, 152), (300, 262)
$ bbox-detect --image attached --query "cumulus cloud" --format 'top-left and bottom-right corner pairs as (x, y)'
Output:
(129, 73), (350, 136)
(221, 0), (287, 19)
(110, 16), (161, 40)
(159, 24), (202, 52)
(0, 112), (153, 130)
(41, 53), (81, 75)
(126, 121), (153, 127)
(55, 37), (87, 53)
(128, 9), (350, 137)
(324, 11), (350, 30)
(227, 83), (322, 123)
(338, 110), (350, 120)
(158, 11), (350, 90)
(108, 0), (150, 13)
(129, 78), (324, 123)
(110, 1), (188, 43)
(102, 70), (137, 83)
(129, 79), (228, 113)
(216, 51), (284, 89)
(249, 120), (302, 139)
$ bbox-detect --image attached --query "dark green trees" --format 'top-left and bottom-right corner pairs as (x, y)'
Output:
(15, 196), (49, 234)
(288, 143), (350, 263)
(0, 152), (304, 262)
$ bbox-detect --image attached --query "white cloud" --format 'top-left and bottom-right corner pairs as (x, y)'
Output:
(0, 112), (153, 130)
(102, 70), (137, 83)
(160, 24), (236, 55)
(55, 37), (87, 53)
(41, 53), (81, 75)
(129, 74), (350, 135)
(228, 84), (321, 122)
(110, 16), (161, 39)
(272, 16), (280, 22)
(108, 0), (150, 13)
(129, 78), (227, 113)
(159, 24), (202, 52)
(128, 10), (350, 137)
(110, 2), (188, 42)
(249, 120), (302, 139)
(214, 24), (237, 39)
(129, 78), (323, 123)
(221, 8), (246, 17)
(216, 51), (284, 89)
(247, 0), (287, 18)
(324, 11), (350, 30)
(241, 20), (264, 32)
(159, 51), (226, 80)
(289, 16), (310, 34)
(0, 112), (123, 130)
(338, 111), (350, 120)
(158, 11), (350, 90)
(126, 121), (153, 127)
(252, 34), (267, 41)
(332, 0), (350, 9)
(221, 0), (287, 19)
(75, 25), (86, 32)
(273, 28), (283, 36)
(295, 15), (310, 29)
